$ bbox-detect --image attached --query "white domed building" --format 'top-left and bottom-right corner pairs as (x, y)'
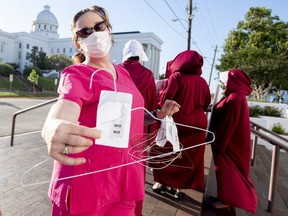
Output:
(31, 5), (59, 39)
(0, 5), (163, 78)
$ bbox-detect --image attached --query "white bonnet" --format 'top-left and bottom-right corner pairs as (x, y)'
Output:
(122, 39), (148, 62)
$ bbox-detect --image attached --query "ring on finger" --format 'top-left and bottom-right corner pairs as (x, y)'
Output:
(63, 134), (69, 154)
(63, 144), (69, 154)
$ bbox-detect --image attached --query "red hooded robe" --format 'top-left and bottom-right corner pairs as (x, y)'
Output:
(208, 69), (258, 213)
(152, 50), (211, 191)
(121, 59), (158, 134)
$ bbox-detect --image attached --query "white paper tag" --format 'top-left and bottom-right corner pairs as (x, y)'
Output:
(155, 116), (180, 152)
(155, 119), (167, 147)
(165, 116), (180, 152)
(96, 90), (132, 148)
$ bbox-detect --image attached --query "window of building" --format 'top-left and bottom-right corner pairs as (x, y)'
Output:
(44, 25), (46, 30)
(63, 48), (66, 53)
(69, 48), (72, 53)
(18, 51), (21, 59)
(57, 48), (59, 53)
(19, 43), (22, 48)
(40, 47), (43, 51)
(26, 44), (29, 49)
(51, 48), (54, 54)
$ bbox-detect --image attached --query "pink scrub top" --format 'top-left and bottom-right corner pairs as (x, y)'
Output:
(49, 64), (145, 214)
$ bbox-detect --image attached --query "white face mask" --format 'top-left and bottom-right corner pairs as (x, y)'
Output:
(79, 31), (112, 58)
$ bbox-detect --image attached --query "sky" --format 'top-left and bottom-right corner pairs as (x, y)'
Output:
(0, 0), (287, 93)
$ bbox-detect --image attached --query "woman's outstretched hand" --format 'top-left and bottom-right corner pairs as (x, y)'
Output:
(157, 100), (181, 119)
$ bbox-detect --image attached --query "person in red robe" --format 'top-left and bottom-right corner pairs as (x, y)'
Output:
(155, 60), (173, 101)
(152, 50), (211, 198)
(206, 69), (258, 213)
(121, 39), (158, 134)
(121, 39), (158, 216)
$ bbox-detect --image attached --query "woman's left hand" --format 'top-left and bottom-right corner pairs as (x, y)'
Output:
(157, 100), (181, 119)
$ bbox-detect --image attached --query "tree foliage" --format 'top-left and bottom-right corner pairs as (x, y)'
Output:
(47, 54), (72, 72)
(26, 46), (48, 70)
(27, 69), (39, 93)
(217, 7), (288, 100)
(23, 66), (41, 77)
(0, 63), (13, 77)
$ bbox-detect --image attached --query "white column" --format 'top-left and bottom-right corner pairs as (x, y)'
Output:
(145, 44), (152, 70)
(154, 48), (160, 79)
(151, 46), (156, 73)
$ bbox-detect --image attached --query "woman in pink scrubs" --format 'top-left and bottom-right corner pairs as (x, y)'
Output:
(41, 5), (180, 216)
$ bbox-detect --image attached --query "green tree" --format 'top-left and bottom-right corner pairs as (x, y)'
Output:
(47, 54), (72, 72)
(23, 65), (41, 77)
(217, 7), (288, 100)
(27, 69), (39, 93)
(26, 46), (48, 70)
(0, 63), (13, 77)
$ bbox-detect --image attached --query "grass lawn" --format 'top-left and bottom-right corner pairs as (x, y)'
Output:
(0, 76), (58, 97)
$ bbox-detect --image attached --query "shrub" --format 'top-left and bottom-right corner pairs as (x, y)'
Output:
(249, 105), (282, 117)
(23, 66), (41, 76)
(0, 63), (13, 77)
(262, 106), (282, 117)
(272, 123), (285, 134)
(249, 105), (263, 117)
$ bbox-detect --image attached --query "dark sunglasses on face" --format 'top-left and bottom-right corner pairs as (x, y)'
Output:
(76, 20), (107, 38)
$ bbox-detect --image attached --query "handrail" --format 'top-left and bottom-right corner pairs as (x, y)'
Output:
(250, 127), (288, 151)
(250, 120), (288, 145)
(10, 98), (58, 147)
(250, 119), (288, 213)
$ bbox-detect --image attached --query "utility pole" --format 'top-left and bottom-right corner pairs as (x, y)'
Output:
(187, 0), (192, 50)
(208, 45), (218, 86)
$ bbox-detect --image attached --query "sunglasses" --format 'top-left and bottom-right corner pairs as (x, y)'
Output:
(76, 20), (107, 38)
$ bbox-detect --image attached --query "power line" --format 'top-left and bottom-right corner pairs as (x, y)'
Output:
(175, 0), (186, 11)
(208, 45), (218, 86)
(143, 0), (186, 39)
(143, 0), (210, 64)
(203, 0), (220, 43)
(164, 0), (187, 32)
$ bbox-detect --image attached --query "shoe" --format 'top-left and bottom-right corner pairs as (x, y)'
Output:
(166, 187), (177, 195)
(206, 196), (219, 203)
(152, 183), (167, 194)
(174, 191), (185, 200)
(204, 196), (230, 210)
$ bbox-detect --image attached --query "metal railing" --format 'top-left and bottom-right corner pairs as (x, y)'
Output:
(250, 120), (288, 213)
(10, 98), (58, 147)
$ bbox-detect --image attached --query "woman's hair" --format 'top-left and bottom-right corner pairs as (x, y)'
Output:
(71, 6), (112, 64)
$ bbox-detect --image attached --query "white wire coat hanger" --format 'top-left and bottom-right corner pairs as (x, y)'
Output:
(20, 107), (215, 187)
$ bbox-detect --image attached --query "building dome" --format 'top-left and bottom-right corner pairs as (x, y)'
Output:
(31, 5), (59, 39)
(36, 5), (58, 26)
